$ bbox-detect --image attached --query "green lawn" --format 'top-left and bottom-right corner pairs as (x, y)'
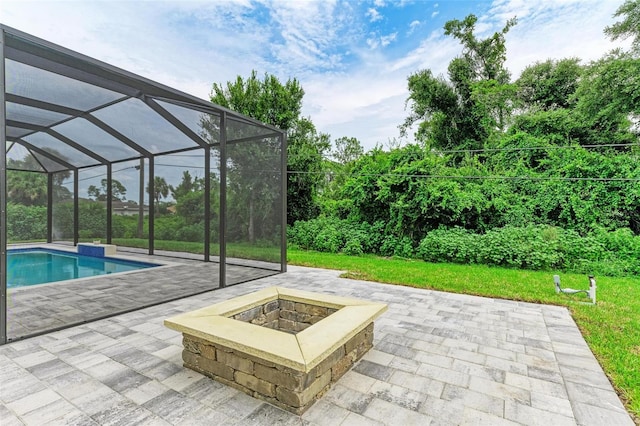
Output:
(288, 248), (640, 421)
(110, 238), (280, 263)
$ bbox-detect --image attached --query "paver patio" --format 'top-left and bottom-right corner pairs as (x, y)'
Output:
(0, 265), (634, 425)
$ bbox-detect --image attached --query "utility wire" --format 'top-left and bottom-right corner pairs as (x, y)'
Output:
(286, 170), (640, 183)
(424, 142), (640, 155)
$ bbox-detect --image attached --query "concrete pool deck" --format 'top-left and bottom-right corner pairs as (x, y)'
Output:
(0, 266), (635, 425)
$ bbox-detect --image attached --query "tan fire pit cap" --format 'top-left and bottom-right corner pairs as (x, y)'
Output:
(164, 287), (388, 371)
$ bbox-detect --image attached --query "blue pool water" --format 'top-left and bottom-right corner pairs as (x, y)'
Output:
(8, 248), (160, 288)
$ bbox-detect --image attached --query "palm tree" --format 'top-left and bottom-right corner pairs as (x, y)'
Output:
(147, 176), (170, 213)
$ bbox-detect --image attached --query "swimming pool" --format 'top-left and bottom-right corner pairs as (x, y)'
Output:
(7, 248), (160, 288)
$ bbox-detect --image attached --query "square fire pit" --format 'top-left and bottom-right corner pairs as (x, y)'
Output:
(164, 287), (387, 414)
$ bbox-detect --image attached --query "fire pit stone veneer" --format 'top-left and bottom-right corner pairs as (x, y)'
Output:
(164, 287), (387, 414)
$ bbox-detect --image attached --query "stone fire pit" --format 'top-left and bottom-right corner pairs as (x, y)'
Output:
(164, 287), (387, 414)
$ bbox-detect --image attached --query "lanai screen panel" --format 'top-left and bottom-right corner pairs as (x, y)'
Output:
(92, 98), (202, 154)
(5, 59), (127, 111)
(225, 116), (284, 276)
(51, 170), (75, 243)
(152, 99), (218, 261)
(109, 159), (148, 245)
(52, 118), (141, 163)
(153, 151), (207, 256)
(6, 101), (70, 127)
(5, 142), (48, 242)
(78, 166), (108, 243)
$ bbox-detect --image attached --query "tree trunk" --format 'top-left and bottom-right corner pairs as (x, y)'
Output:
(248, 190), (255, 244)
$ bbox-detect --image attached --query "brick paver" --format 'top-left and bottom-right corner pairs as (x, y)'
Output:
(0, 265), (635, 425)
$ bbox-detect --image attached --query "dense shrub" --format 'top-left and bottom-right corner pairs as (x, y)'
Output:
(594, 227), (640, 258)
(333, 144), (640, 239)
(418, 225), (640, 275)
(7, 203), (47, 241)
(342, 238), (364, 256)
(154, 216), (187, 241)
(418, 228), (479, 263)
(78, 202), (108, 238)
(175, 223), (205, 242)
(7, 201), (210, 244)
(112, 215), (140, 238)
(287, 217), (331, 250)
(379, 235), (414, 258)
(289, 219), (640, 276)
(288, 217), (388, 255)
(475, 226), (561, 269)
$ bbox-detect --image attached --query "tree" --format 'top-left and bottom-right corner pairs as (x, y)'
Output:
(7, 169), (47, 206)
(287, 118), (331, 224)
(401, 14), (517, 151)
(443, 14), (516, 83)
(402, 69), (462, 148)
(605, 0), (640, 57)
(515, 58), (582, 111)
(332, 137), (364, 165)
(509, 108), (590, 144)
(113, 179), (126, 201)
(470, 79), (516, 135)
(6, 155), (71, 206)
(87, 178), (127, 202)
(211, 70), (303, 131)
(211, 71), (328, 225)
(174, 175), (218, 227)
(171, 171), (201, 202)
(511, 60), (584, 144)
(322, 137), (365, 208)
(573, 51), (640, 144)
(147, 176), (170, 213)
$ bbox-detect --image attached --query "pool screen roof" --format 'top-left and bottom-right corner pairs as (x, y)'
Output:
(1, 24), (284, 173)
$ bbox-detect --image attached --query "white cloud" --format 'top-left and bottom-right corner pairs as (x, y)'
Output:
(432, 11), (440, 18)
(381, 32), (398, 47)
(366, 37), (380, 49)
(374, 0), (386, 7)
(366, 32), (399, 50)
(266, 1), (350, 73)
(408, 20), (421, 35)
(301, 64), (409, 146)
(303, 31), (461, 148)
(366, 7), (383, 22)
(390, 32), (459, 76)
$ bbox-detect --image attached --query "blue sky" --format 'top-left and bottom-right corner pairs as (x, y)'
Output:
(1, 0), (630, 152)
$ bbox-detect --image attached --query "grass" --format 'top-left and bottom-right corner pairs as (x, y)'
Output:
(111, 238), (281, 263)
(288, 248), (640, 421)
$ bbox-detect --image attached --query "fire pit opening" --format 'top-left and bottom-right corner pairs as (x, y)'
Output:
(232, 298), (338, 334)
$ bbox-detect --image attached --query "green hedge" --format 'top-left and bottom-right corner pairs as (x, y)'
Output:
(288, 218), (640, 276)
(7, 203), (47, 241)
